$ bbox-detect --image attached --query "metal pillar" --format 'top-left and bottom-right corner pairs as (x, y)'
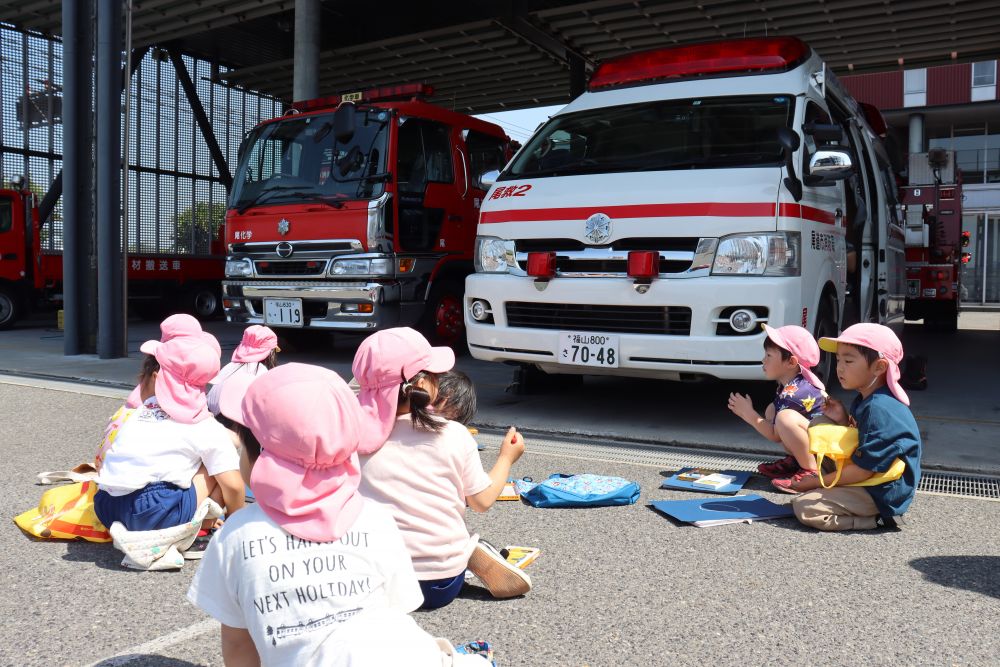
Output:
(293, 0), (320, 101)
(168, 50), (233, 190)
(61, 0), (95, 355)
(96, 0), (124, 358)
(909, 113), (925, 155)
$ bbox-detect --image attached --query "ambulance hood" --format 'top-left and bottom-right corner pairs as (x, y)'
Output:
(478, 168), (783, 242)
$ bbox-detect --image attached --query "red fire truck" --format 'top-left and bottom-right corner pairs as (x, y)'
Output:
(901, 150), (963, 331)
(0, 186), (225, 329)
(221, 84), (512, 345)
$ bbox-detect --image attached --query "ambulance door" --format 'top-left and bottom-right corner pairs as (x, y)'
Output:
(838, 117), (879, 325)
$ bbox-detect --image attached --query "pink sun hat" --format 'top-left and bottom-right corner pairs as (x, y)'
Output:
(217, 368), (261, 425)
(126, 314), (205, 408)
(242, 363), (366, 542)
(141, 331), (222, 423)
(352, 327), (455, 456)
(762, 324), (826, 392)
(819, 323), (909, 406)
(231, 325), (279, 364)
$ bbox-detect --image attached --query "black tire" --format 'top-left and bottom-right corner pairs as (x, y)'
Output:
(813, 294), (838, 388)
(419, 279), (466, 349)
(0, 284), (22, 330)
(186, 284), (221, 320)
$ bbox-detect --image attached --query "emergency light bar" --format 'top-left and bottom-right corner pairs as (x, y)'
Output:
(588, 37), (810, 91)
(291, 83), (434, 112)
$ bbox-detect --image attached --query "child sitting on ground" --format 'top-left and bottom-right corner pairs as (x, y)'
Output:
(124, 313), (205, 408)
(353, 327), (529, 609)
(207, 324), (279, 416)
(94, 332), (244, 534)
(727, 324), (827, 491)
(789, 323), (922, 531)
(207, 369), (492, 666)
(189, 363), (430, 665)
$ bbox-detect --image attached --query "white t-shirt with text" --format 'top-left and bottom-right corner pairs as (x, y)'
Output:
(96, 397), (240, 496)
(186, 500), (424, 667)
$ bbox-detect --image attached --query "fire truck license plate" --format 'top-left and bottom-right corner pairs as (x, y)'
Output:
(558, 332), (620, 368)
(263, 298), (304, 327)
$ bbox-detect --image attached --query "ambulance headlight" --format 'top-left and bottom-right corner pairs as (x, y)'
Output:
(475, 236), (514, 273)
(711, 232), (800, 276)
(225, 258), (253, 278)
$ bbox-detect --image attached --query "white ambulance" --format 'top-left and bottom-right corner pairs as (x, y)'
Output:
(465, 37), (905, 386)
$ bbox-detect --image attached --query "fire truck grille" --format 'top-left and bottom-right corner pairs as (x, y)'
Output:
(254, 260), (327, 276)
(505, 302), (692, 336)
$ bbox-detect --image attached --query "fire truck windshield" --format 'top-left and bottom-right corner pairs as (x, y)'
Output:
(230, 108), (390, 211)
(501, 95), (793, 180)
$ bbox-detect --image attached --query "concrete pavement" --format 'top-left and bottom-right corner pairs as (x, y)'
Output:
(1, 381), (998, 667)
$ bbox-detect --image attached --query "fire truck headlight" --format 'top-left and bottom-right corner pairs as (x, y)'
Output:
(475, 236), (514, 273)
(225, 258), (253, 278)
(711, 233), (800, 276)
(329, 257), (393, 276)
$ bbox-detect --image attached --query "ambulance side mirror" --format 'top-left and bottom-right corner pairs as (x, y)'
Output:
(807, 149), (854, 185)
(777, 128), (802, 202)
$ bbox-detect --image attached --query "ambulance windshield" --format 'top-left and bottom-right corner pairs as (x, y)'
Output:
(502, 95), (793, 180)
(229, 107), (390, 211)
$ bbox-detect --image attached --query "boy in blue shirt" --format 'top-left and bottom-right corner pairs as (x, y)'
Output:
(789, 324), (922, 531)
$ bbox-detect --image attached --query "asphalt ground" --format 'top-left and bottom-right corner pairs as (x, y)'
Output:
(2, 381), (998, 667)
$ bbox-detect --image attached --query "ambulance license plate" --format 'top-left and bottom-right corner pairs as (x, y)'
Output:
(263, 298), (304, 327)
(558, 332), (619, 368)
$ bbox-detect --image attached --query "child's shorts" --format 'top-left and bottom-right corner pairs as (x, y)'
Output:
(94, 481), (198, 532)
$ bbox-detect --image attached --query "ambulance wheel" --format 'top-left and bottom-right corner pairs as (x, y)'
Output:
(813, 295), (838, 388)
(420, 279), (466, 349)
(0, 285), (22, 330)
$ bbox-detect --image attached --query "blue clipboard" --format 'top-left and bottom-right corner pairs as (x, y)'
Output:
(650, 494), (794, 525)
(660, 468), (751, 495)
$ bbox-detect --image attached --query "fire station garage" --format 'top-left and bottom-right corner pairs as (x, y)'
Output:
(0, 0), (998, 358)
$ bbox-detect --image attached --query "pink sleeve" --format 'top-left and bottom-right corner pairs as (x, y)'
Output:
(452, 424), (491, 496)
(125, 385), (142, 409)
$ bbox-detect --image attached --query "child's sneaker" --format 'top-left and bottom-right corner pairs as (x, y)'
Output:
(771, 469), (819, 494)
(467, 539), (531, 599)
(757, 455), (800, 479)
(182, 529), (215, 560)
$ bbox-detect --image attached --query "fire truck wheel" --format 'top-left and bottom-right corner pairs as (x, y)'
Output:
(187, 285), (221, 320)
(420, 280), (466, 349)
(0, 285), (21, 330)
(813, 295), (838, 387)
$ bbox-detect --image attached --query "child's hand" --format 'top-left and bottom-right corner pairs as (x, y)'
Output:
(727, 393), (756, 422)
(499, 426), (525, 464)
(823, 397), (849, 425)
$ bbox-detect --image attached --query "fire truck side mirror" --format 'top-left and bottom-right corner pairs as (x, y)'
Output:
(334, 103), (357, 144)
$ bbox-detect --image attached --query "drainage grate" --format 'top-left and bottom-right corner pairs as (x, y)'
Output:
(474, 429), (1000, 501)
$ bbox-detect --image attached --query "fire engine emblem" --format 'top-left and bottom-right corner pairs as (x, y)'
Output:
(584, 213), (612, 244)
(276, 242), (294, 258)
(277, 218), (291, 236)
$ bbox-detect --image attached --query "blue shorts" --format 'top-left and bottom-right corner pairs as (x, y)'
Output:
(418, 571), (466, 610)
(94, 481), (198, 532)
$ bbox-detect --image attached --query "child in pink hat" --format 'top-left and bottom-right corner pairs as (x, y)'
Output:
(353, 327), (530, 609)
(727, 324), (827, 491)
(124, 313), (204, 408)
(94, 331), (245, 536)
(206, 325), (279, 416)
(187, 363), (430, 666)
(788, 323), (922, 531)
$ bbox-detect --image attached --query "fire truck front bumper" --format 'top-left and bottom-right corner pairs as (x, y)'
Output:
(464, 274), (806, 381)
(222, 280), (419, 331)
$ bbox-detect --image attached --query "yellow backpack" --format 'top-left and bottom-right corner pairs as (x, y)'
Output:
(808, 424), (905, 489)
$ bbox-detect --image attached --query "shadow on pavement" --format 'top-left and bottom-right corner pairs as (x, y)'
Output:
(909, 555), (1000, 599)
(62, 540), (140, 572)
(91, 657), (203, 667)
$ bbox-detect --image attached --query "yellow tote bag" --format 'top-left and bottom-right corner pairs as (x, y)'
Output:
(14, 481), (112, 543)
(808, 424), (905, 489)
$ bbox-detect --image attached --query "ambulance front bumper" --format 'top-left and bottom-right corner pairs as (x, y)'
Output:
(464, 273), (804, 381)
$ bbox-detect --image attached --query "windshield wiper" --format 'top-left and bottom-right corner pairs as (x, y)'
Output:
(235, 184), (301, 214)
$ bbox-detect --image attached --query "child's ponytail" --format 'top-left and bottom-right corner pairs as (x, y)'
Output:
(400, 371), (444, 433)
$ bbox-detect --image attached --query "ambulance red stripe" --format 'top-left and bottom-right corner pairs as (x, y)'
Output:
(480, 202), (837, 224)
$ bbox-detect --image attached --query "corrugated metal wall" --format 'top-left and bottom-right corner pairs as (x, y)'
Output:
(927, 63), (971, 106)
(841, 70), (903, 110)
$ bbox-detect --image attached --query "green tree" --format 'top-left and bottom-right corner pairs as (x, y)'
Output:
(173, 201), (226, 254)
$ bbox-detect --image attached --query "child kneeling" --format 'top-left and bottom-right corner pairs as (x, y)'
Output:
(791, 324), (922, 531)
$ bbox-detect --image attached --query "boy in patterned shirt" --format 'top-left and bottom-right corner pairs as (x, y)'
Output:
(727, 325), (827, 492)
